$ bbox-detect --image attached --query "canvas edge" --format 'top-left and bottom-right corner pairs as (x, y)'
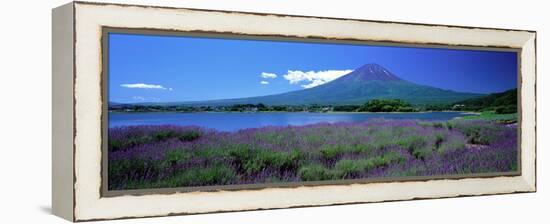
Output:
(52, 2), (75, 222)
(74, 0), (536, 33)
(519, 32), (537, 192)
(68, 1), (537, 221)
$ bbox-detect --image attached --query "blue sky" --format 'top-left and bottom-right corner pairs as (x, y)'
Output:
(109, 33), (518, 103)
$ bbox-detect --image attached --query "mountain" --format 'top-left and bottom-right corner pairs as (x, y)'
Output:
(177, 64), (484, 106)
(453, 88), (517, 112)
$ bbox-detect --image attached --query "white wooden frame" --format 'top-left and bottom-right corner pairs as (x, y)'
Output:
(52, 1), (536, 221)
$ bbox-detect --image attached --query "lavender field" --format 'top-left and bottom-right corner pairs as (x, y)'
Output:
(108, 119), (517, 190)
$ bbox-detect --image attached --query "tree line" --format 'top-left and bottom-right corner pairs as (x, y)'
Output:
(109, 90), (518, 114)
(110, 99), (415, 113)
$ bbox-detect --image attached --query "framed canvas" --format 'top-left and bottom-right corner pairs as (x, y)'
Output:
(52, 1), (537, 222)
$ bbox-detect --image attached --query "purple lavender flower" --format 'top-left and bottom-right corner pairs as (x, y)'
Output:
(108, 119), (518, 190)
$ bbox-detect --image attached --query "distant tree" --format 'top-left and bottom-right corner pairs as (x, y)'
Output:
(272, 106), (287, 111)
(381, 105), (393, 112)
(397, 107), (414, 112)
(453, 88), (517, 112)
(333, 105), (360, 112)
(495, 105), (517, 114)
(359, 99), (412, 112)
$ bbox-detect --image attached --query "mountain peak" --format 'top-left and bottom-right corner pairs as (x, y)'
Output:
(172, 62), (484, 106)
(343, 63), (402, 82)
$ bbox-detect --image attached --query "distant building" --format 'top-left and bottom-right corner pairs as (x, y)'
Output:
(452, 104), (465, 110)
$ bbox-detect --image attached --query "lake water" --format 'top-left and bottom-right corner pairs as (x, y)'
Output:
(109, 112), (471, 131)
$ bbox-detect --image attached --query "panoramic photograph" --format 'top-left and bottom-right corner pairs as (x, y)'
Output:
(107, 32), (519, 190)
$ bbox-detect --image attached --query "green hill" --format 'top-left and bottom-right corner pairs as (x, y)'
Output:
(454, 88), (517, 113)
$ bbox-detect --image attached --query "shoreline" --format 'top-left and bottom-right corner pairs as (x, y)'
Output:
(109, 110), (478, 114)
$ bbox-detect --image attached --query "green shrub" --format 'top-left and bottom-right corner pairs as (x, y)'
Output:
(298, 164), (333, 181)
(332, 152), (406, 178)
(108, 139), (124, 152)
(333, 160), (362, 178)
(437, 138), (466, 154)
(319, 145), (343, 161)
(412, 148), (432, 160)
(432, 122), (444, 129)
(153, 129), (202, 142)
(445, 121), (454, 130)
(160, 165), (236, 187)
(381, 151), (406, 164)
(397, 135), (427, 152)
(396, 135), (433, 159)
(153, 130), (177, 141)
(163, 149), (191, 166)
(348, 143), (373, 154)
(108, 158), (162, 187)
(108, 136), (151, 152)
(193, 146), (230, 159)
(495, 105), (517, 114)
(229, 145), (303, 174)
(178, 130), (202, 141)
(108, 129), (202, 152)
(434, 133), (445, 148)
(363, 152), (404, 169)
(449, 121), (503, 145)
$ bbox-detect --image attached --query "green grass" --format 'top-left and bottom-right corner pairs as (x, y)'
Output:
(229, 146), (302, 174)
(461, 111), (517, 123)
(448, 119), (509, 145)
(298, 164), (333, 181)
(298, 151), (406, 180)
(133, 165), (237, 189)
(163, 165), (236, 187)
(437, 137), (466, 154)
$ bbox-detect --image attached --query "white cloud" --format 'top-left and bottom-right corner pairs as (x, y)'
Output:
(260, 72), (278, 79)
(301, 79), (327, 89)
(132, 96), (160, 101)
(121, 83), (170, 90)
(260, 81), (269, 85)
(283, 69), (353, 88)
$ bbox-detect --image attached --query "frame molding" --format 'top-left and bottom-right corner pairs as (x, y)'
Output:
(52, 1), (536, 221)
(100, 27), (524, 197)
